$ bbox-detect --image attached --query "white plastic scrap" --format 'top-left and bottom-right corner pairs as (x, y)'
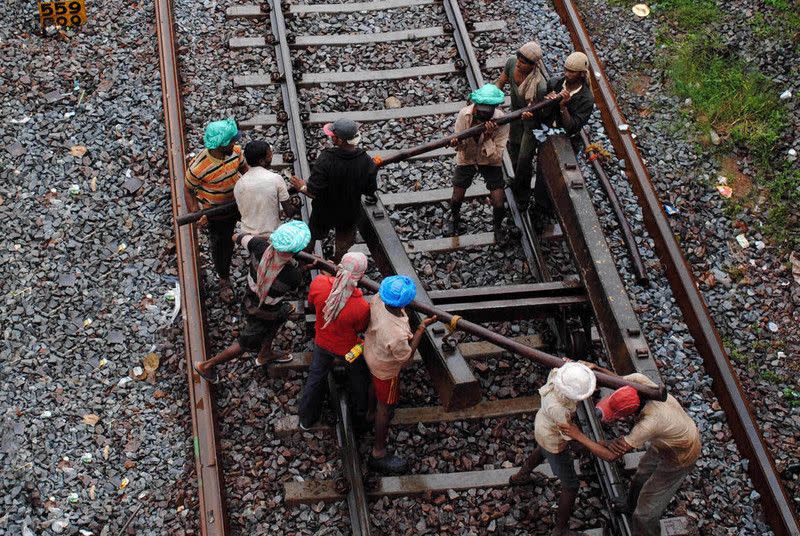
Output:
(780, 90), (792, 100)
(735, 234), (750, 248)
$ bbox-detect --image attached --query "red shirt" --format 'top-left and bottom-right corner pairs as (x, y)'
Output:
(308, 275), (371, 356)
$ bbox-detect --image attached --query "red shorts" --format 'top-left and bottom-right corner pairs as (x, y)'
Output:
(372, 375), (400, 405)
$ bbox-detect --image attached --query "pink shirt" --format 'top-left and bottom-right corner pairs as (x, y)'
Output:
(363, 296), (413, 380)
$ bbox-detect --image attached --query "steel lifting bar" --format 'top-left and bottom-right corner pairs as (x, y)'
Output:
(552, 0), (800, 533)
(154, 0), (228, 533)
(297, 252), (666, 401)
(267, 2), (371, 533)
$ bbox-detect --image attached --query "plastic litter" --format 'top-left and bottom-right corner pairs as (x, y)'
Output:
(82, 414), (100, 426)
(68, 492), (79, 504)
(69, 184), (80, 196)
(119, 477), (130, 490)
(117, 243), (127, 253)
(768, 321), (779, 333)
(83, 318), (92, 327)
(10, 116), (31, 124)
(780, 90), (792, 100)
(632, 4), (650, 17)
(81, 453), (93, 464)
(716, 185), (733, 198)
(663, 204), (679, 216)
(70, 145), (87, 157)
(735, 234), (749, 248)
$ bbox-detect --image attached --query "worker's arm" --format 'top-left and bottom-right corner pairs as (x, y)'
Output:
(558, 422), (631, 462)
(494, 70), (509, 90)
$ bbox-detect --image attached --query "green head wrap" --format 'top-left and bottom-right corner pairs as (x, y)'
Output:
(469, 84), (505, 106)
(270, 220), (311, 253)
(203, 117), (240, 150)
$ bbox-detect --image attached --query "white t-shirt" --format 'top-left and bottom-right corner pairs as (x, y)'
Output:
(234, 167), (290, 236)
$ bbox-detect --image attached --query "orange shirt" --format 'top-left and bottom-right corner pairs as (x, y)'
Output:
(185, 145), (244, 206)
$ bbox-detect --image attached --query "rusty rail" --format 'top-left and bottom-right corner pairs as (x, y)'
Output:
(155, 0), (228, 534)
(552, 0), (800, 533)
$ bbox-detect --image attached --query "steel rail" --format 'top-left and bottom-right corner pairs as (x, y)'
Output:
(154, 0), (228, 533)
(552, 0), (800, 533)
(437, 3), (647, 531)
(267, 2), (372, 534)
(578, 129), (648, 285)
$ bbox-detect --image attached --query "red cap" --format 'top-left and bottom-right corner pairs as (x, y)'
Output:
(596, 386), (640, 422)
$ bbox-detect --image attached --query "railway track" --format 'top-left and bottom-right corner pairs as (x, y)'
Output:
(155, 0), (800, 534)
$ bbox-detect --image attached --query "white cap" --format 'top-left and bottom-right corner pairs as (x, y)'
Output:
(552, 362), (596, 401)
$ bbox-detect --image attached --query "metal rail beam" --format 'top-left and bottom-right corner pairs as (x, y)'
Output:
(266, 1), (371, 533)
(539, 136), (659, 381)
(552, 1), (800, 532)
(154, 0), (228, 533)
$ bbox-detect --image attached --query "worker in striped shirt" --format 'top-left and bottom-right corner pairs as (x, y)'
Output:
(184, 118), (249, 303)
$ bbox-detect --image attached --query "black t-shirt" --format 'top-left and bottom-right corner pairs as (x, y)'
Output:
(539, 76), (595, 136)
(307, 147), (378, 228)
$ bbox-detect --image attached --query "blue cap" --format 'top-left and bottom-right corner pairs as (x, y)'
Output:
(379, 275), (417, 308)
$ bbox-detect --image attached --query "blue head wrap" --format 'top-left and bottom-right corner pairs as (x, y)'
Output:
(270, 220), (311, 253)
(469, 84), (505, 106)
(379, 275), (417, 308)
(204, 117), (240, 150)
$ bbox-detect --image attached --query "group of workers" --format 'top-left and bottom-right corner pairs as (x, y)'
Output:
(182, 41), (699, 536)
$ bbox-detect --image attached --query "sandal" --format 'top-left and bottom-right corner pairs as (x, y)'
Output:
(193, 363), (220, 384)
(254, 353), (294, 367)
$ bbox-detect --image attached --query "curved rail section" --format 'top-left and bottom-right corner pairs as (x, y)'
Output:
(552, 1), (800, 533)
(155, 0), (229, 534)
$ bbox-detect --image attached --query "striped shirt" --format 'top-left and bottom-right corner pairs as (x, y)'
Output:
(185, 146), (245, 206)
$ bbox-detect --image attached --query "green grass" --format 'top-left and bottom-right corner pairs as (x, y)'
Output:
(762, 167), (800, 248)
(653, 0), (719, 30)
(667, 36), (786, 164)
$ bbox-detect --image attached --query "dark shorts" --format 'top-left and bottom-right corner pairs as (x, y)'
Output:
(452, 164), (504, 191)
(542, 446), (579, 491)
(238, 300), (293, 352)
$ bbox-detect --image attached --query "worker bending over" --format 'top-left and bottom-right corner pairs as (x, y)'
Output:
(193, 221), (310, 383)
(558, 366), (700, 536)
(510, 362), (597, 536)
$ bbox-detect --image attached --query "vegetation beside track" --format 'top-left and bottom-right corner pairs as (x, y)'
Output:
(612, 0), (800, 248)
